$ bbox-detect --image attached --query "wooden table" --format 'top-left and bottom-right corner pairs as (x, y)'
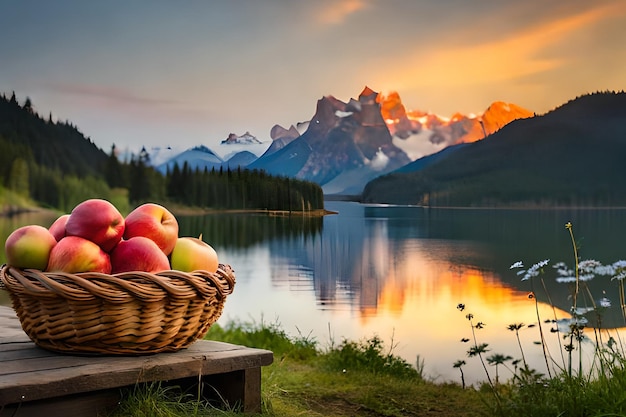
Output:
(0, 306), (273, 416)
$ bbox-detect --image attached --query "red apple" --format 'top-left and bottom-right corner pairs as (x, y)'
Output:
(170, 236), (219, 273)
(65, 199), (125, 252)
(47, 236), (111, 274)
(123, 203), (179, 256)
(49, 214), (70, 241)
(4, 225), (57, 270)
(110, 236), (171, 274)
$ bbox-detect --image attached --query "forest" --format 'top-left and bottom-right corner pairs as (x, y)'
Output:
(0, 92), (324, 214)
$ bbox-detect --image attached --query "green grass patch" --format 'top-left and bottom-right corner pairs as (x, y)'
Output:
(109, 320), (489, 416)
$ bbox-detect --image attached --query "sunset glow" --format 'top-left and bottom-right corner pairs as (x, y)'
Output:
(1, 1), (624, 154)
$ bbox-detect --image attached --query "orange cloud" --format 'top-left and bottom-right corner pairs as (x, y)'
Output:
(381, 3), (626, 90)
(315, 0), (367, 25)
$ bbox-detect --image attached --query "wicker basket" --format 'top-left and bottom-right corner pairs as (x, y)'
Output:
(0, 264), (235, 355)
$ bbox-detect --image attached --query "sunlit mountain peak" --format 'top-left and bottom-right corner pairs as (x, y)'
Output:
(378, 90), (533, 160)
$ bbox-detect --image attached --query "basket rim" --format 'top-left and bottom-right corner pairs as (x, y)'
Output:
(0, 263), (235, 302)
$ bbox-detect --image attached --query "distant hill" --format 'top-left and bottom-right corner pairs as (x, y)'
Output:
(361, 92), (626, 207)
(155, 145), (224, 174)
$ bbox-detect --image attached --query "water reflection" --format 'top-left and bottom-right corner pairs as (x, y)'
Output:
(178, 212), (323, 248)
(220, 202), (626, 382)
(223, 235), (574, 383)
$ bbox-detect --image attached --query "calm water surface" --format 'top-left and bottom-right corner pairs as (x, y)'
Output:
(2, 202), (626, 384)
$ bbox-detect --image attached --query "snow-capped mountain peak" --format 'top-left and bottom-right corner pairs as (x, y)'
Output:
(379, 91), (533, 160)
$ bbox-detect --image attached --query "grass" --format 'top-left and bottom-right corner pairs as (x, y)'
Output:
(108, 318), (489, 416)
(109, 222), (626, 417)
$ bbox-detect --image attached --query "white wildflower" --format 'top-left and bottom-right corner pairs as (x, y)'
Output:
(521, 259), (550, 281)
(579, 259), (602, 271)
(579, 273), (595, 282)
(572, 306), (594, 315)
(593, 264), (616, 276)
(613, 271), (626, 281)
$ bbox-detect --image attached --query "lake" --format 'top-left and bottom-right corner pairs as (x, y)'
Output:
(2, 201), (626, 384)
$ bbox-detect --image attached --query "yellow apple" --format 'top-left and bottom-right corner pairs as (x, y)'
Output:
(170, 237), (219, 273)
(4, 225), (57, 270)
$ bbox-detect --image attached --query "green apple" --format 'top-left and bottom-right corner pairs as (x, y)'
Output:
(4, 225), (57, 270)
(170, 237), (219, 273)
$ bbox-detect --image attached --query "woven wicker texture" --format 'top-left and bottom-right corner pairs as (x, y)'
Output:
(0, 264), (235, 355)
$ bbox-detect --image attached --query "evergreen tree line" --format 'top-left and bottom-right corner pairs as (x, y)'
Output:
(1, 92), (324, 213)
(165, 162), (324, 211)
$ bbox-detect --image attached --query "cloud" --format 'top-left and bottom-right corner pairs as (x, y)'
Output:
(315, 0), (368, 25)
(45, 83), (178, 107)
(382, 3), (626, 90)
(40, 81), (211, 131)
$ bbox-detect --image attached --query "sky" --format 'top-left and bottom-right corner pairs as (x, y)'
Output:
(1, 0), (625, 157)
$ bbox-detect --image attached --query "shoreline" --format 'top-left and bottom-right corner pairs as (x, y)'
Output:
(171, 206), (337, 217)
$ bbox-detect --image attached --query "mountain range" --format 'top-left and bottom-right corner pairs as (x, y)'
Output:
(156, 87), (533, 195)
(362, 91), (626, 207)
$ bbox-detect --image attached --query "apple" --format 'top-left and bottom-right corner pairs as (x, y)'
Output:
(47, 236), (111, 274)
(65, 199), (125, 252)
(110, 236), (171, 274)
(170, 236), (219, 273)
(4, 225), (57, 270)
(49, 214), (70, 241)
(123, 203), (179, 256)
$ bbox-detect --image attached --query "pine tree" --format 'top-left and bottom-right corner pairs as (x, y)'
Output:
(8, 157), (29, 196)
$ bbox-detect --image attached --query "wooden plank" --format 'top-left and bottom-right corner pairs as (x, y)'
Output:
(0, 389), (120, 417)
(0, 340), (272, 405)
(0, 305), (274, 414)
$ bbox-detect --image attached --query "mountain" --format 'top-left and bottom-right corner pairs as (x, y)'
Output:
(154, 132), (271, 173)
(221, 131), (262, 145)
(380, 91), (534, 160)
(152, 88), (532, 195)
(249, 87), (412, 194)
(216, 131), (270, 161)
(155, 145), (224, 173)
(222, 150), (258, 169)
(361, 92), (626, 207)
(263, 124), (302, 158)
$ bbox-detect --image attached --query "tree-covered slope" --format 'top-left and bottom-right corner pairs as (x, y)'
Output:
(0, 92), (109, 180)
